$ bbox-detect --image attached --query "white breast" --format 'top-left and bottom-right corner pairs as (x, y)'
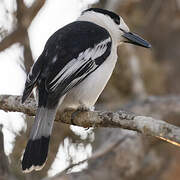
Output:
(60, 45), (118, 110)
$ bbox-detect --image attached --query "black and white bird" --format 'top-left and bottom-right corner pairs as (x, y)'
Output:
(21, 8), (151, 173)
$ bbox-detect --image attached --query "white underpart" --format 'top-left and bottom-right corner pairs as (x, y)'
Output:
(49, 37), (111, 92)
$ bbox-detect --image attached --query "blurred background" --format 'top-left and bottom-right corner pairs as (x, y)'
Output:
(0, 0), (180, 179)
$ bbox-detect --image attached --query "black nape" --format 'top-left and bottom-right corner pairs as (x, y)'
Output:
(82, 8), (120, 25)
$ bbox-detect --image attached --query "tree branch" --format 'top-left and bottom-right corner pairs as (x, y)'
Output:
(0, 0), (45, 72)
(0, 95), (180, 147)
(0, 29), (23, 52)
(28, 0), (46, 24)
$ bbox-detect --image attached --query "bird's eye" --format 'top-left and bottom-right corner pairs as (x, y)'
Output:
(114, 17), (120, 25)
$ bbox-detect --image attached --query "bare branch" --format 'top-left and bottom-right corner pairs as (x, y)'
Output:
(16, 0), (45, 29)
(0, 95), (180, 147)
(28, 0), (46, 24)
(0, 29), (23, 52)
(0, 0), (45, 72)
(16, 0), (27, 24)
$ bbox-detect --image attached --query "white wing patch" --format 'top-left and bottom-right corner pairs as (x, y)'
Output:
(27, 64), (34, 83)
(27, 62), (40, 84)
(49, 37), (111, 92)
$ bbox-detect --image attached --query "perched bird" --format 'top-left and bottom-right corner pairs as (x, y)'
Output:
(21, 8), (151, 173)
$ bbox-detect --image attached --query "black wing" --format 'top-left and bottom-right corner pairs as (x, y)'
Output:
(22, 54), (44, 103)
(22, 21), (112, 103)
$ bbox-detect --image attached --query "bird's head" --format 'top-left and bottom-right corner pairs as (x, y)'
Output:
(81, 8), (151, 48)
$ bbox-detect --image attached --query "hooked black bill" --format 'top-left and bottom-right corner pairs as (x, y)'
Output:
(122, 31), (151, 48)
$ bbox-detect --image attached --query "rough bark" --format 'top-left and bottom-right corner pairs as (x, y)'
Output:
(0, 95), (180, 147)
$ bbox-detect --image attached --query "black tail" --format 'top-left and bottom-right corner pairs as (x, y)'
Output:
(22, 79), (65, 173)
(22, 136), (50, 172)
(21, 106), (57, 173)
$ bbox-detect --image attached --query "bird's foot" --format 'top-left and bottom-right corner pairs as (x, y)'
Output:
(71, 105), (92, 126)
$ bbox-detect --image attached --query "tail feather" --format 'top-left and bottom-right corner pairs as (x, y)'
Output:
(22, 93), (66, 173)
(22, 136), (50, 172)
(22, 107), (56, 173)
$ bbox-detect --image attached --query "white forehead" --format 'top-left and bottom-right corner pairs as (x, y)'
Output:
(120, 17), (129, 32)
